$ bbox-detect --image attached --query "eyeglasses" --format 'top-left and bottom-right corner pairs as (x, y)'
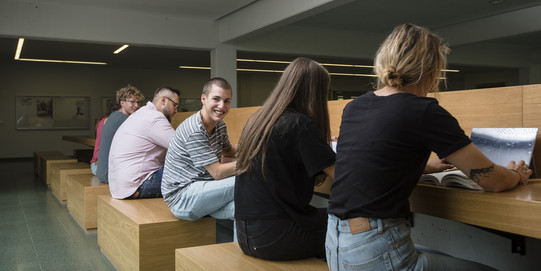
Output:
(124, 99), (140, 105)
(165, 97), (179, 109)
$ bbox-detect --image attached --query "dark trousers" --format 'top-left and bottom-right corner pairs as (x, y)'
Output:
(128, 168), (163, 199)
(236, 208), (327, 261)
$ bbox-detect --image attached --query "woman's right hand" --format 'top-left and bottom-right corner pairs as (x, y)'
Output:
(506, 160), (532, 184)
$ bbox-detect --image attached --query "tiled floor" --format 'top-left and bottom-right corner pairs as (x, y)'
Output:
(0, 158), (233, 271)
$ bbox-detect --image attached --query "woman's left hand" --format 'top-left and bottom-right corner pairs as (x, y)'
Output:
(424, 158), (454, 174)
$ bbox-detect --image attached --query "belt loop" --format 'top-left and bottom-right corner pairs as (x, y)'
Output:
(377, 219), (383, 233)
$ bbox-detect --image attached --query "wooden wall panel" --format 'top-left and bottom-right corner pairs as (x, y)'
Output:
(522, 84), (541, 172)
(328, 99), (351, 138)
(430, 86), (523, 136)
(223, 106), (260, 144)
(171, 111), (196, 130)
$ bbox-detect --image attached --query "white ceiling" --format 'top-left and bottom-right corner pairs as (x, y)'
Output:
(7, 0), (257, 19)
(2, 0), (541, 72)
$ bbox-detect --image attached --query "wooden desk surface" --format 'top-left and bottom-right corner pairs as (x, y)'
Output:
(62, 135), (95, 147)
(315, 179), (541, 239)
(410, 180), (541, 239)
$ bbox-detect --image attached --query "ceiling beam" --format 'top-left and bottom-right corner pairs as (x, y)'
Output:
(0, 1), (218, 49)
(218, 0), (353, 43)
(435, 5), (541, 47)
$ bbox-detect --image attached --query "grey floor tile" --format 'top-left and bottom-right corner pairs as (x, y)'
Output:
(0, 261), (41, 271)
(0, 207), (26, 224)
(39, 260), (94, 271)
(26, 217), (69, 242)
(0, 242), (39, 267)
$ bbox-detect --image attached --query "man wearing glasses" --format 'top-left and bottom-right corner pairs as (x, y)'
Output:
(108, 86), (180, 199)
(162, 77), (237, 221)
(96, 85), (144, 183)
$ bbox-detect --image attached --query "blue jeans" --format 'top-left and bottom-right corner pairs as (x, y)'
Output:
(131, 168), (163, 199)
(169, 176), (235, 221)
(325, 214), (496, 271)
(90, 162), (97, 175)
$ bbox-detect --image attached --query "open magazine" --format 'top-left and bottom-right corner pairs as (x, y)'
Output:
(419, 169), (483, 190)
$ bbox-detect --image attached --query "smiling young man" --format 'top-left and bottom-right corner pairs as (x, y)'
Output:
(162, 77), (237, 221)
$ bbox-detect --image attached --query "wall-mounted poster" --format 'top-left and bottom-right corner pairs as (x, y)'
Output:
(179, 98), (201, 112)
(101, 97), (116, 116)
(16, 96), (90, 130)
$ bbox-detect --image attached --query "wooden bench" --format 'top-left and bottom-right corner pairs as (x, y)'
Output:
(40, 155), (78, 186)
(97, 195), (216, 271)
(67, 173), (109, 233)
(175, 242), (328, 271)
(50, 162), (91, 202)
(33, 151), (62, 176)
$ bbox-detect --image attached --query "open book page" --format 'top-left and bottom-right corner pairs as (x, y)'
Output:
(419, 169), (483, 190)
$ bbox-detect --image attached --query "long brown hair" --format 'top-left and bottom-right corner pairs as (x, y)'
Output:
(237, 57), (331, 175)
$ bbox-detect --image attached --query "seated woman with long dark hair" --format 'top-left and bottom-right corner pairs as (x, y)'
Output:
(235, 57), (336, 260)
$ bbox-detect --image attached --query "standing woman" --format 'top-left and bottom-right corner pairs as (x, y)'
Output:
(235, 57), (336, 260)
(326, 24), (531, 270)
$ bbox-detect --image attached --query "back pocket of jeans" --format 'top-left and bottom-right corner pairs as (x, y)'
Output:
(341, 252), (393, 270)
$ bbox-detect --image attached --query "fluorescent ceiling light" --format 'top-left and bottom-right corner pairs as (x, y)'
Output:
(237, 58), (459, 73)
(14, 38), (107, 65)
(237, 58), (290, 64)
(15, 38), (24, 60)
(321, 63), (373, 68)
(17, 58), (107, 65)
(113, 44), (129, 54)
(179, 66), (211, 70)
(329, 72), (378, 77)
(237, 68), (283, 73)
(180, 66), (375, 77)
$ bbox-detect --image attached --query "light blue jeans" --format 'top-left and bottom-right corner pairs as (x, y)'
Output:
(325, 214), (496, 271)
(170, 176), (235, 221)
(90, 162), (97, 175)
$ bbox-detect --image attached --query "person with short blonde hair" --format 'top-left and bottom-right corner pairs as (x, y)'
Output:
(326, 23), (529, 271)
(96, 84), (144, 183)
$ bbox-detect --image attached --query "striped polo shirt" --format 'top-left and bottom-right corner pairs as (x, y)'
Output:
(162, 111), (230, 202)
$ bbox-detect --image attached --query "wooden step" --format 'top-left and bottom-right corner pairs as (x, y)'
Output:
(67, 173), (109, 233)
(97, 195), (216, 271)
(175, 242), (328, 271)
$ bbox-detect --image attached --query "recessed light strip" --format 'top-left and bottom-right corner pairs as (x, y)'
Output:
(17, 58), (107, 65)
(329, 72), (378, 77)
(237, 68), (284, 73)
(14, 38), (24, 60)
(237, 58), (291, 64)
(113, 44), (129, 54)
(237, 58), (459, 72)
(179, 66), (211, 70)
(180, 66), (377, 77)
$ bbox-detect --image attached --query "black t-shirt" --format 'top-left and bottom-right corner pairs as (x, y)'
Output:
(235, 109), (336, 231)
(328, 92), (471, 220)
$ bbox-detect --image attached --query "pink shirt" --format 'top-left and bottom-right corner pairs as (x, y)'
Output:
(108, 102), (174, 199)
(90, 117), (106, 164)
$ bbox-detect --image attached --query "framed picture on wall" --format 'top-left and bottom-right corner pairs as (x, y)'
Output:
(179, 98), (201, 112)
(101, 97), (116, 116)
(16, 96), (90, 130)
